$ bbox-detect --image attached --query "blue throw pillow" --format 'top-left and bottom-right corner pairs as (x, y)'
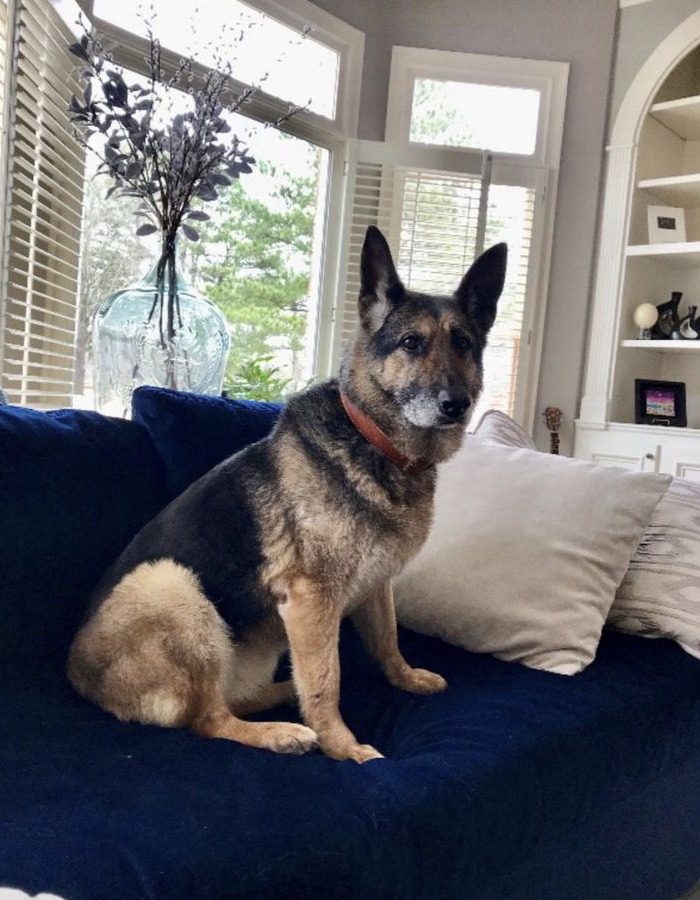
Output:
(0, 406), (167, 664)
(132, 387), (282, 500)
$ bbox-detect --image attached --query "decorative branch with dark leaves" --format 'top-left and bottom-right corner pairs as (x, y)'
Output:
(67, 13), (306, 348)
(67, 18), (263, 244)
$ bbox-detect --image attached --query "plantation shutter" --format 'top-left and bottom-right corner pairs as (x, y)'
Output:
(333, 139), (543, 422)
(0, 3), (7, 120)
(470, 181), (538, 424)
(0, 1), (10, 292)
(0, 0), (86, 407)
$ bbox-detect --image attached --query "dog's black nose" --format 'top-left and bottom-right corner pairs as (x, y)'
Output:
(438, 392), (471, 420)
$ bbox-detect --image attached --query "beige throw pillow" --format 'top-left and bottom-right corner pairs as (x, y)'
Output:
(610, 478), (700, 659)
(472, 409), (536, 449)
(395, 438), (671, 674)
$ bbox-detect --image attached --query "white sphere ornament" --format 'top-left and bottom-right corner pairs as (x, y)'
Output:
(633, 303), (659, 329)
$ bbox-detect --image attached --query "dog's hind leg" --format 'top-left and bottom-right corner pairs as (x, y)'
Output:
(221, 620), (297, 716)
(68, 560), (316, 754)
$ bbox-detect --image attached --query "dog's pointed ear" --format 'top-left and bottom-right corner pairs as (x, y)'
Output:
(359, 226), (404, 327)
(455, 243), (508, 335)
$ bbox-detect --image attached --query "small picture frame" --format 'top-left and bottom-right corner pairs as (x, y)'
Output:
(635, 379), (687, 427)
(647, 205), (686, 244)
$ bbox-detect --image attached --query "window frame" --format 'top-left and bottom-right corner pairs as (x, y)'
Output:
(384, 46), (569, 430)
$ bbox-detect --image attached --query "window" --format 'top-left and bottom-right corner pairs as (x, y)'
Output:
(356, 47), (570, 429)
(90, 0), (363, 134)
(0, 0), (363, 408)
(410, 78), (541, 155)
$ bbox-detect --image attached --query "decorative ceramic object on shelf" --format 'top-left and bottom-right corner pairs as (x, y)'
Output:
(692, 308), (700, 340)
(679, 305), (700, 340)
(633, 303), (659, 339)
(67, 17), (299, 413)
(651, 291), (683, 339)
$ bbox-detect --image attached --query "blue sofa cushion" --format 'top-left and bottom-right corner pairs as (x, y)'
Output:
(0, 406), (167, 664)
(1, 627), (700, 900)
(132, 386), (282, 500)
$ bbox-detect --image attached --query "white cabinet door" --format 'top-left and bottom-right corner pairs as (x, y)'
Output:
(574, 427), (660, 472)
(674, 462), (700, 483)
(660, 441), (700, 482)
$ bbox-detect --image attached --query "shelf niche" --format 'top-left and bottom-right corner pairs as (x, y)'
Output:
(613, 45), (700, 430)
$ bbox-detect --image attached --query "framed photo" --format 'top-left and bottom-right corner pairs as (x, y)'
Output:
(635, 379), (687, 427)
(647, 205), (686, 243)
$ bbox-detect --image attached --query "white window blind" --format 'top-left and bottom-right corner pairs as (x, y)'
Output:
(336, 157), (397, 355)
(0, 0), (86, 407)
(0, 0), (10, 301)
(396, 169), (487, 294)
(0, 3), (7, 116)
(471, 183), (536, 423)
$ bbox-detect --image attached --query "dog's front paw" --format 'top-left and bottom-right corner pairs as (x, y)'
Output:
(349, 743), (384, 763)
(319, 728), (384, 763)
(391, 666), (447, 695)
(325, 742), (384, 764)
(262, 723), (319, 755)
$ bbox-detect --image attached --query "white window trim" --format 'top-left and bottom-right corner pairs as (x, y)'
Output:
(384, 46), (569, 431)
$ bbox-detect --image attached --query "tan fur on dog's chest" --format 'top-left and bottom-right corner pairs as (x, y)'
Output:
(261, 431), (434, 610)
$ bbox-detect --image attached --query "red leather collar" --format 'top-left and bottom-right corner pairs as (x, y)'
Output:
(340, 392), (433, 476)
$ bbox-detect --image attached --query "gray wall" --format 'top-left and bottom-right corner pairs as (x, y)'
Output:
(610, 0), (700, 127)
(312, 0), (619, 451)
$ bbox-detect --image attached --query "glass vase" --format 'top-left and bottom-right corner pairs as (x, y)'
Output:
(92, 249), (230, 417)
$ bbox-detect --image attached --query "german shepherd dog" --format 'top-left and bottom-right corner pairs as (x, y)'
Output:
(68, 227), (507, 763)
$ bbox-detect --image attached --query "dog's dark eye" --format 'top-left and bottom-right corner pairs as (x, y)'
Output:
(400, 333), (422, 353)
(453, 332), (473, 354)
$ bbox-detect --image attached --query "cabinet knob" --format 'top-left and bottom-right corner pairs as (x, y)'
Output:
(645, 453), (655, 460)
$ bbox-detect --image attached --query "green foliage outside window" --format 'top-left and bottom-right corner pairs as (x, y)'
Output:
(191, 157), (318, 390)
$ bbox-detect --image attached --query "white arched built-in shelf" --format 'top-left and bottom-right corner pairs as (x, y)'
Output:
(576, 10), (700, 482)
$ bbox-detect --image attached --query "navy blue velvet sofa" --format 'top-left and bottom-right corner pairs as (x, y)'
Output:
(2, 387), (700, 900)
